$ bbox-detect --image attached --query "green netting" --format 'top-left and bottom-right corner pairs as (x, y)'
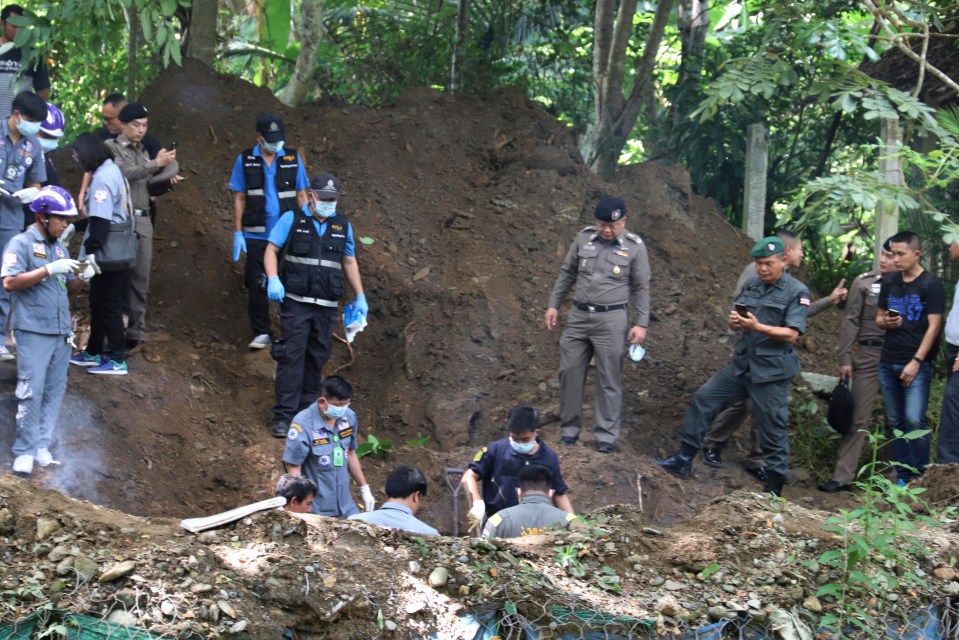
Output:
(0, 612), (161, 640)
(550, 605), (657, 632)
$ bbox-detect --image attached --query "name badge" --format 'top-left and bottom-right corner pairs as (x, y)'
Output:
(313, 438), (330, 446)
(332, 447), (345, 467)
(5, 165), (17, 181)
(32, 243), (46, 259)
(338, 427), (354, 440)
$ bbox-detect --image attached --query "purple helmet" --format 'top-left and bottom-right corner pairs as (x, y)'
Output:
(29, 185), (77, 217)
(40, 102), (65, 138)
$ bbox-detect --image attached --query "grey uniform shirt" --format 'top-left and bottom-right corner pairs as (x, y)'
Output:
(348, 502), (438, 535)
(282, 403), (360, 518)
(483, 494), (575, 538)
(105, 135), (163, 211)
(549, 226), (651, 326)
(838, 270), (884, 365)
(1, 225), (72, 335)
(0, 120), (45, 231)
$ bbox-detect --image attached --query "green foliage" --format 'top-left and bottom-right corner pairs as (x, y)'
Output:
(404, 436), (430, 447)
(787, 386), (841, 481)
(594, 566), (622, 593)
(811, 428), (954, 635)
(356, 433), (393, 458)
(553, 543), (587, 577)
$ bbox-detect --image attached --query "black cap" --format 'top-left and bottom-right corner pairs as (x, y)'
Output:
(256, 113), (285, 143)
(118, 102), (148, 123)
(309, 173), (341, 199)
(595, 196), (627, 222)
(507, 404), (539, 433)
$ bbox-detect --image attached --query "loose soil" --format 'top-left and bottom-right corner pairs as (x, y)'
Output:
(2, 60), (958, 636)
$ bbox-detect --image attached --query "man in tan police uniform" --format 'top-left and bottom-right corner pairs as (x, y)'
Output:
(544, 196), (650, 454)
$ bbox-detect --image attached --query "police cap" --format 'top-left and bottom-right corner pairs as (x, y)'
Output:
(595, 196), (626, 222)
(751, 236), (785, 258)
(118, 102), (148, 122)
(309, 173), (341, 199)
(256, 113), (285, 143)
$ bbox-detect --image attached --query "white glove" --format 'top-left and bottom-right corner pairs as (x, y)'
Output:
(77, 254), (101, 283)
(59, 223), (76, 246)
(468, 500), (486, 532)
(359, 484), (375, 512)
(13, 187), (39, 204)
(45, 258), (80, 276)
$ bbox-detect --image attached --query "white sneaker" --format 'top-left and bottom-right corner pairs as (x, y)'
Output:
(248, 334), (271, 350)
(0, 345), (14, 361)
(12, 455), (33, 474)
(35, 448), (58, 467)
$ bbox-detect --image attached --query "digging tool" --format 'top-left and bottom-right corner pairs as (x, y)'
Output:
(444, 467), (465, 536)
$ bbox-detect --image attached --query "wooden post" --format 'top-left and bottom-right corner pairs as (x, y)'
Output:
(743, 123), (767, 241)
(875, 118), (901, 267)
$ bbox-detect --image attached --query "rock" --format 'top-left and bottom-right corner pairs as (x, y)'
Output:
(99, 560), (136, 582)
(36, 517), (61, 541)
(649, 576), (665, 587)
(409, 561), (421, 573)
(218, 600), (237, 619)
(106, 610), (139, 627)
(412, 267), (430, 281)
(190, 583), (214, 594)
(803, 596), (822, 613)
(322, 575), (336, 588)
(0, 508), (14, 532)
(707, 606), (735, 622)
(934, 567), (958, 581)
(55, 556), (75, 577)
(664, 580), (686, 591)
(73, 555), (98, 582)
(385, 620), (397, 631)
(47, 545), (73, 562)
(406, 601), (426, 615)
(115, 589), (140, 607)
(161, 601), (176, 616)
(654, 594), (684, 617)
(458, 585), (470, 596)
(197, 531), (219, 544)
(229, 620), (248, 634)
(429, 566), (449, 588)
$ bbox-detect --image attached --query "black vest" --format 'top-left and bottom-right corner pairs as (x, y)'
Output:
(280, 209), (349, 305)
(240, 148), (300, 233)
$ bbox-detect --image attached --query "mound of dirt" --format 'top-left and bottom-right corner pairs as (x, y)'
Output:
(1, 475), (955, 638)
(2, 58), (856, 525)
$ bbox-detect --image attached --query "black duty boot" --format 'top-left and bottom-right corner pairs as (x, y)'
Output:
(652, 444), (697, 479)
(763, 470), (786, 497)
(702, 447), (723, 468)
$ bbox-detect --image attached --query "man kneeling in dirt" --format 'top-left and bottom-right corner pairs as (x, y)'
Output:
(483, 465), (576, 538)
(348, 464), (438, 535)
(282, 376), (376, 517)
(275, 474), (317, 514)
(652, 237), (809, 497)
(462, 404), (573, 532)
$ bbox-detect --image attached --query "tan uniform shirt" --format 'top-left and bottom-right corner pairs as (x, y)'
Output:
(104, 135), (160, 211)
(548, 227), (651, 326)
(837, 270), (884, 367)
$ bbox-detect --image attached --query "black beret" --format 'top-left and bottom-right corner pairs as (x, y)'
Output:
(118, 102), (148, 122)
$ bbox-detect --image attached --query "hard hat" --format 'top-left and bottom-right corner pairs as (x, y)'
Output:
(30, 185), (78, 217)
(40, 102), (65, 138)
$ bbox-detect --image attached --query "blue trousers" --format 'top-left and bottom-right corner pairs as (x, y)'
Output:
(938, 347), (959, 464)
(879, 361), (932, 481)
(13, 330), (70, 457)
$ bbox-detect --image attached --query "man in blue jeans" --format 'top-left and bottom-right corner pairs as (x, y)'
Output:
(876, 230), (944, 484)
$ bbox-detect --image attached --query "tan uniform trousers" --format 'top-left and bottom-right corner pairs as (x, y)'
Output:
(126, 214), (153, 342)
(559, 307), (627, 444)
(830, 345), (882, 484)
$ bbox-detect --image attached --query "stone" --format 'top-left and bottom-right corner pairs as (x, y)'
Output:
(803, 596), (822, 613)
(654, 594), (684, 617)
(55, 557), (75, 577)
(664, 580), (686, 591)
(99, 560), (136, 582)
(229, 620), (248, 634)
(48, 545), (73, 562)
(106, 610), (138, 627)
(429, 566), (449, 588)
(385, 620), (397, 631)
(36, 517), (61, 541)
(406, 601), (426, 615)
(409, 561), (421, 573)
(934, 567), (958, 581)
(161, 601), (176, 616)
(190, 583), (214, 594)
(458, 585), (470, 596)
(73, 555), (98, 582)
(115, 589), (139, 607)
(0, 508), (14, 532)
(649, 576), (665, 587)
(218, 600), (237, 619)
(707, 606), (735, 622)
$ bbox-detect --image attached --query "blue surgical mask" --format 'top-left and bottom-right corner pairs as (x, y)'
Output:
(17, 117), (41, 138)
(321, 400), (350, 420)
(261, 140), (284, 155)
(39, 138), (58, 152)
(509, 437), (536, 455)
(311, 200), (337, 218)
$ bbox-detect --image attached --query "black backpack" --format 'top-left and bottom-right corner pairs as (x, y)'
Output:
(827, 379), (854, 434)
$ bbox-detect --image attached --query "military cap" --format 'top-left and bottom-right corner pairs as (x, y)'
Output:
(751, 236), (785, 258)
(595, 196), (627, 222)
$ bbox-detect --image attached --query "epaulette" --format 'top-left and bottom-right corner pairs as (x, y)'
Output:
(579, 226), (597, 234)
(625, 232), (643, 245)
(487, 513), (503, 527)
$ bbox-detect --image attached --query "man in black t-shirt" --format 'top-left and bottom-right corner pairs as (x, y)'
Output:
(0, 5), (50, 119)
(876, 230), (945, 484)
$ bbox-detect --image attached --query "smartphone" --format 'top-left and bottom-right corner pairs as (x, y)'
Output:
(170, 141), (178, 150)
(735, 303), (749, 317)
(887, 309), (900, 318)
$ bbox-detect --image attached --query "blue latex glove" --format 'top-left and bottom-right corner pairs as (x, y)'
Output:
(267, 276), (285, 302)
(354, 293), (369, 318)
(232, 232), (247, 262)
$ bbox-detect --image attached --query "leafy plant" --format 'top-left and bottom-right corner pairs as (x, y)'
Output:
(554, 543), (587, 577)
(594, 566), (622, 593)
(404, 436), (431, 447)
(356, 434), (393, 459)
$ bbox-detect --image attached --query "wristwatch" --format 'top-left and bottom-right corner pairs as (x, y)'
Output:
(912, 356), (922, 364)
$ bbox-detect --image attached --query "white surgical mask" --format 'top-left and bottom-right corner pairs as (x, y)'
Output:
(629, 344), (646, 362)
(311, 200), (337, 218)
(39, 138), (58, 152)
(509, 437), (536, 455)
(321, 401), (350, 420)
(261, 140), (284, 155)
(17, 117), (41, 137)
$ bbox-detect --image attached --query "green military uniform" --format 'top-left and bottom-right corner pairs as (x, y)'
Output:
(548, 225), (650, 445)
(678, 245), (810, 477)
(482, 494), (576, 538)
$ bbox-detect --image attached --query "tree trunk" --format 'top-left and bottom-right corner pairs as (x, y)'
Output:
(186, 0), (218, 67)
(589, 0), (673, 180)
(278, 0), (324, 106)
(449, 0), (470, 93)
(126, 6), (139, 97)
(676, 0), (707, 86)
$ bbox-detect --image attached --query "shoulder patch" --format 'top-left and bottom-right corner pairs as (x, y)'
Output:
(3, 252), (16, 268)
(625, 232), (643, 244)
(487, 513), (502, 527)
(291, 423), (303, 432)
(473, 446), (488, 463)
(287, 428), (299, 440)
(798, 295), (811, 307)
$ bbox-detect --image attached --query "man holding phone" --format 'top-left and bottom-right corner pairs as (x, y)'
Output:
(653, 236), (810, 496)
(876, 230), (944, 485)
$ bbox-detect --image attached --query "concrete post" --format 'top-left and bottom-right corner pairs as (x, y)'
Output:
(875, 118), (902, 267)
(743, 124), (767, 241)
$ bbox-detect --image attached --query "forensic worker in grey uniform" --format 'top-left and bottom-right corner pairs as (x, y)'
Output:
(2, 186), (89, 474)
(653, 236), (810, 496)
(544, 196), (650, 454)
(0, 90), (48, 362)
(483, 464), (576, 538)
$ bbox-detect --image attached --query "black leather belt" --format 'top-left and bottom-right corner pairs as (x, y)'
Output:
(858, 339), (884, 347)
(575, 303), (627, 313)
